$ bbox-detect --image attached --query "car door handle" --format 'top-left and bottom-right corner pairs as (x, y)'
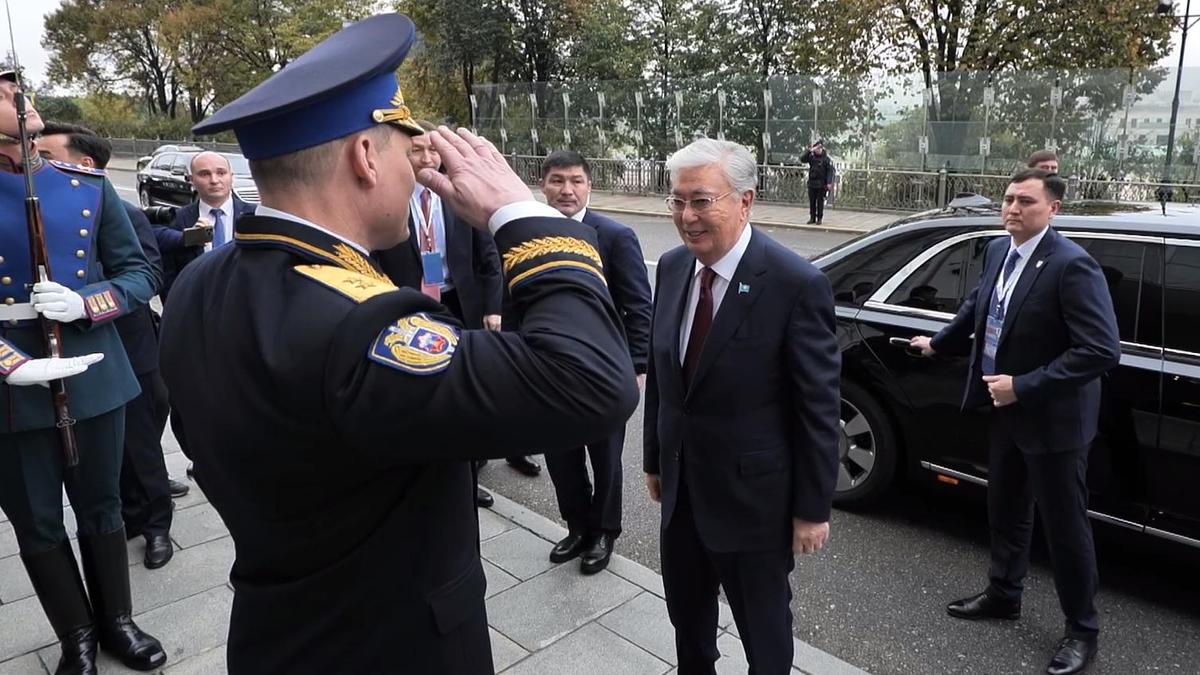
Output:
(888, 337), (912, 347)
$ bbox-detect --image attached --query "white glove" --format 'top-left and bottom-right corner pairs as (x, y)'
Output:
(5, 353), (104, 387)
(31, 281), (88, 323)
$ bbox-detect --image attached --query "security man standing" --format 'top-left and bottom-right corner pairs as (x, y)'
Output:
(159, 14), (638, 675)
(0, 72), (166, 672)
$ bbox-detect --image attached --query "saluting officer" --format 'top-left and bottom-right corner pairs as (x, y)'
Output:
(158, 14), (639, 675)
(0, 71), (166, 673)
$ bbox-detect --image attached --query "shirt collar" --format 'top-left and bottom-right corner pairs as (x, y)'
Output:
(569, 206), (587, 222)
(200, 196), (234, 218)
(1009, 225), (1050, 261)
(694, 222), (753, 282)
(253, 204), (370, 255)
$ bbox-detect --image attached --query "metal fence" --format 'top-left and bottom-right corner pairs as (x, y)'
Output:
(509, 154), (1200, 212)
(107, 138), (241, 157)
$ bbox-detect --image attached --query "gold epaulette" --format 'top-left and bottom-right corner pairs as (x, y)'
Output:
(48, 160), (107, 177)
(293, 264), (397, 303)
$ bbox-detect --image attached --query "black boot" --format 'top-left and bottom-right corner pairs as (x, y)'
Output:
(78, 529), (167, 671)
(20, 543), (98, 675)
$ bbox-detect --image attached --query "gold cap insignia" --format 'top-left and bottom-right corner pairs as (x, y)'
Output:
(372, 76), (423, 135)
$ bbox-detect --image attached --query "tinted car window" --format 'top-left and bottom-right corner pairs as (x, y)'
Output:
(885, 240), (970, 313)
(170, 155), (191, 173)
(1164, 244), (1200, 354)
(223, 154), (251, 174)
(1072, 238), (1147, 344)
(824, 228), (972, 307)
(151, 153), (175, 170)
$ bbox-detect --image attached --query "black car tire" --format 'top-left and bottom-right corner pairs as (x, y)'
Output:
(833, 380), (899, 507)
(139, 186), (152, 208)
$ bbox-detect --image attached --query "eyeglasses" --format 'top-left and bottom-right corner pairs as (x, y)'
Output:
(665, 191), (734, 213)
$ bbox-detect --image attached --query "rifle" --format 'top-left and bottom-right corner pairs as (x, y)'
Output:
(6, 1), (79, 466)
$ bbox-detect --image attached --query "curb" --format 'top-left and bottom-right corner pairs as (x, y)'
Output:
(482, 490), (871, 675)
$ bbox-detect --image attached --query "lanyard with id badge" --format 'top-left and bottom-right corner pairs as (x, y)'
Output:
(982, 250), (1021, 374)
(417, 194), (444, 297)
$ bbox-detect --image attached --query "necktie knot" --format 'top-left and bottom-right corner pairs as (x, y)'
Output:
(699, 266), (716, 289)
(1002, 249), (1021, 282)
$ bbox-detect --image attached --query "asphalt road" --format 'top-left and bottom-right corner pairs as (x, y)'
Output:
(107, 172), (1200, 675)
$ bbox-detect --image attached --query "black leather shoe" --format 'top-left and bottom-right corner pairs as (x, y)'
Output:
(167, 479), (190, 498)
(506, 455), (542, 477)
(79, 529), (167, 671)
(946, 592), (1020, 620)
(1046, 637), (1097, 675)
(549, 532), (589, 564)
(806, 218), (816, 224)
(20, 543), (98, 675)
(185, 463), (194, 479)
(475, 488), (494, 509)
(580, 533), (614, 575)
(143, 535), (173, 570)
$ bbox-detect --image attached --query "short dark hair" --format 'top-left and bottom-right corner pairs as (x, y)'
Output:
(1026, 149), (1059, 169)
(541, 150), (590, 179)
(39, 121), (112, 169)
(1010, 168), (1066, 201)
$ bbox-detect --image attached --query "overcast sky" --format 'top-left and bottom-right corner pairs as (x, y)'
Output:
(10, 0), (1200, 90)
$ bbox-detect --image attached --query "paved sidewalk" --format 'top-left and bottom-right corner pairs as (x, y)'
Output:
(106, 156), (895, 234)
(0, 434), (869, 674)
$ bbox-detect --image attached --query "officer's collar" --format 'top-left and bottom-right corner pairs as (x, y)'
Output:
(233, 213), (390, 283)
(0, 148), (43, 174)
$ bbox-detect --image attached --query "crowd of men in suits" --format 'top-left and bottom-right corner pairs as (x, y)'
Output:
(0, 13), (1117, 673)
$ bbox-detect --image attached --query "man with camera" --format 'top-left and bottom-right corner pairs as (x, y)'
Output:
(155, 151), (254, 302)
(38, 122), (183, 569)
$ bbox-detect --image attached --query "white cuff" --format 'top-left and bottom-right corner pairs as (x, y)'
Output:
(488, 201), (564, 234)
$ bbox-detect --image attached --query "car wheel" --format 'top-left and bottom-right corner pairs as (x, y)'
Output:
(833, 380), (899, 506)
(139, 187), (152, 208)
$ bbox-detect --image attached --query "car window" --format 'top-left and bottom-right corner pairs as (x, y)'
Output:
(224, 154), (251, 174)
(826, 229), (963, 307)
(884, 240), (971, 313)
(151, 153), (175, 170)
(170, 155), (191, 173)
(1164, 244), (1200, 354)
(1072, 237), (1150, 345)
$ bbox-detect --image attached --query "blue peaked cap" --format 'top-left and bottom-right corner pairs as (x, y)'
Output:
(192, 13), (423, 160)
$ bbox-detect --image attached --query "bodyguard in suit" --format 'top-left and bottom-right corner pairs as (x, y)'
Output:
(154, 151), (254, 302)
(644, 139), (841, 674)
(38, 123), (178, 570)
(534, 150), (651, 574)
(160, 15), (637, 674)
(911, 169), (1119, 675)
(0, 74), (166, 672)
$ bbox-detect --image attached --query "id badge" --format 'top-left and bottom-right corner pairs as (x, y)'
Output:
(982, 314), (1003, 362)
(421, 251), (445, 285)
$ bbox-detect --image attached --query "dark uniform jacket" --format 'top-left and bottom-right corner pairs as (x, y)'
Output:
(0, 160), (156, 433)
(154, 196), (254, 301)
(799, 149), (836, 188)
(115, 202), (163, 376)
(581, 209), (652, 373)
(375, 203), (503, 328)
(643, 228), (841, 552)
(159, 212), (638, 674)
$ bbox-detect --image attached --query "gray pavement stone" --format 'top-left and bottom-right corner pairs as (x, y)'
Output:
(607, 553), (665, 598)
(480, 528), (556, 581)
(170, 504), (228, 550)
(489, 493), (567, 544)
(501, 623), (670, 675)
(167, 480), (209, 512)
(0, 550), (33, 604)
(479, 507), (515, 542)
(0, 654), (47, 675)
(163, 646), (226, 674)
(715, 632), (750, 675)
(0, 595), (54, 663)
(0, 523), (19, 559)
(793, 637), (872, 675)
(487, 562), (641, 652)
(483, 560), (520, 599)
(128, 537), (234, 614)
(38, 585), (234, 674)
(489, 627), (529, 672)
(597, 592), (677, 665)
(163, 450), (190, 480)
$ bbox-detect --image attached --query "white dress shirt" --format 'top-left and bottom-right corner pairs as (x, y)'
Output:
(410, 186), (453, 286)
(255, 205), (370, 256)
(995, 225), (1050, 315)
(679, 223), (753, 361)
(199, 196), (235, 253)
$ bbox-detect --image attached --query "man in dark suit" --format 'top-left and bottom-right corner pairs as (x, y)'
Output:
(912, 169), (1119, 675)
(799, 140), (835, 225)
(533, 150), (651, 574)
(155, 151), (255, 302)
(160, 16), (637, 672)
(644, 138), (841, 674)
(376, 119), (541, 497)
(38, 123), (180, 569)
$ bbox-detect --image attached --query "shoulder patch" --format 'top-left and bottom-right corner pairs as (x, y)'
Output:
(368, 313), (459, 375)
(48, 160), (107, 177)
(293, 264), (396, 303)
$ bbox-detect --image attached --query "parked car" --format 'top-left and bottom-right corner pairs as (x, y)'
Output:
(136, 151), (259, 208)
(135, 144), (203, 171)
(814, 196), (1200, 551)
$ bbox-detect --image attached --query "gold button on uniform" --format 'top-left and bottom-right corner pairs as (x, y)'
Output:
(4, 297), (13, 305)
(76, 270), (86, 279)
(76, 250), (85, 259)
(81, 209), (91, 217)
(79, 229), (89, 237)
(0, 276), (9, 285)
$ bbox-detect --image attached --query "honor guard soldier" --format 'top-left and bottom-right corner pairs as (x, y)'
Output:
(0, 71), (166, 673)
(159, 14), (638, 675)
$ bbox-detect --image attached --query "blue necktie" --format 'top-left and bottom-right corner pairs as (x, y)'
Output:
(981, 248), (1021, 375)
(212, 209), (227, 248)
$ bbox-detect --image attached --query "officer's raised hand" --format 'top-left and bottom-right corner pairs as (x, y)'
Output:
(416, 127), (533, 230)
(5, 353), (104, 387)
(31, 280), (88, 323)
